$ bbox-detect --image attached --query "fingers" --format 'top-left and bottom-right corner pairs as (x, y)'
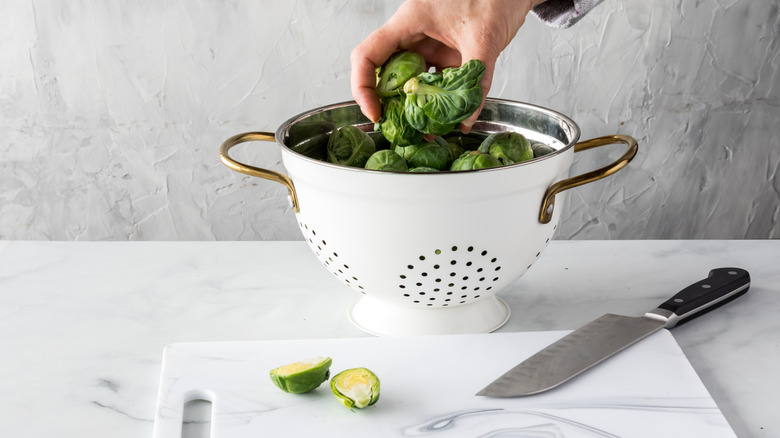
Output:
(458, 47), (498, 132)
(465, 62), (495, 131)
(350, 2), (431, 123)
(350, 49), (382, 123)
(412, 39), (462, 70)
(350, 26), (403, 123)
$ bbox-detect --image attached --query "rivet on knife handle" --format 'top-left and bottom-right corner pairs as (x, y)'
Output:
(644, 267), (751, 328)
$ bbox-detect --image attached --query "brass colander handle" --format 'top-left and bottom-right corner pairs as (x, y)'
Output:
(539, 134), (638, 224)
(219, 131), (300, 213)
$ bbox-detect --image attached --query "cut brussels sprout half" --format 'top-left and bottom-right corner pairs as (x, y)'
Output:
(269, 356), (332, 394)
(330, 367), (380, 410)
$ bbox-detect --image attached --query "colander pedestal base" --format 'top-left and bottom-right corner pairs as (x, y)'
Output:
(347, 295), (510, 337)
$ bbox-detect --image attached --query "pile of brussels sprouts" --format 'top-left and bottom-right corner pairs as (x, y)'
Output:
(292, 51), (555, 172)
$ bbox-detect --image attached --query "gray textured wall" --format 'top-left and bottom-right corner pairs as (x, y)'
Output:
(1, 0), (778, 240)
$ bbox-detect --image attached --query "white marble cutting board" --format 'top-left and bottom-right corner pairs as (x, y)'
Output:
(153, 331), (736, 437)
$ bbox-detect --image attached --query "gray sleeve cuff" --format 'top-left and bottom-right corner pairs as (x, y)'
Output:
(531, 0), (604, 28)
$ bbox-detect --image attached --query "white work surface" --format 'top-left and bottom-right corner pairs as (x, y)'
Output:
(0, 240), (777, 437)
(154, 331), (735, 437)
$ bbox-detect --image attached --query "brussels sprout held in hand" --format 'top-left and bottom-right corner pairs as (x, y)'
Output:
(330, 367), (380, 410)
(377, 97), (424, 147)
(402, 59), (485, 136)
(375, 51), (426, 98)
(269, 356), (332, 394)
(403, 96), (457, 137)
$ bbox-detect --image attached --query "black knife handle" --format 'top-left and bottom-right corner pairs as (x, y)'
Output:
(651, 267), (750, 328)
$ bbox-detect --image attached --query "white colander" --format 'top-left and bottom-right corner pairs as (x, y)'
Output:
(220, 99), (637, 336)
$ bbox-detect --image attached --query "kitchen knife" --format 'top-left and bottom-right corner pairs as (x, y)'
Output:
(477, 267), (750, 397)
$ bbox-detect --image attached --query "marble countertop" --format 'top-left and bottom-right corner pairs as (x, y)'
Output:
(0, 240), (776, 437)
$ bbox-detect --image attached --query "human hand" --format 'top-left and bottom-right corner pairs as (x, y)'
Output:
(351, 0), (540, 132)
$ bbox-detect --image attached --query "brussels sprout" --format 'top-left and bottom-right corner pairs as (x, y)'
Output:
(446, 141), (465, 160)
(365, 149), (409, 172)
(479, 131), (533, 165)
(450, 150), (502, 171)
(377, 97), (425, 147)
(376, 51), (426, 98)
(402, 60), (485, 136)
(403, 97), (457, 136)
(327, 125), (376, 168)
(532, 142), (556, 158)
(330, 367), (380, 410)
(269, 356), (332, 394)
(394, 137), (453, 171)
(408, 166), (440, 172)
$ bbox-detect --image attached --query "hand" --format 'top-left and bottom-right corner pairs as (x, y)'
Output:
(351, 0), (540, 131)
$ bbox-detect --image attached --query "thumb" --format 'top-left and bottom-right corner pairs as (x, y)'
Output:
(459, 51), (498, 133)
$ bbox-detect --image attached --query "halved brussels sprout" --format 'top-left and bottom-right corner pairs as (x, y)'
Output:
(330, 367), (380, 410)
(365, 149), (409, 172)
(269, 356), (332, 394)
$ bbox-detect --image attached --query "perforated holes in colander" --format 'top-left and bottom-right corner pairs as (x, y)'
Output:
(299, 221), (365, 293)
(527, 223), (557, 270)
(398, 245), (501, 308)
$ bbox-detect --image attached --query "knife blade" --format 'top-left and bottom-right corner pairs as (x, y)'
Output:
(476, 267), (750, 397)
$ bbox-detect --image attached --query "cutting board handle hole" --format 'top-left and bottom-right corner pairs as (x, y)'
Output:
(181, 398), (212, 438)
